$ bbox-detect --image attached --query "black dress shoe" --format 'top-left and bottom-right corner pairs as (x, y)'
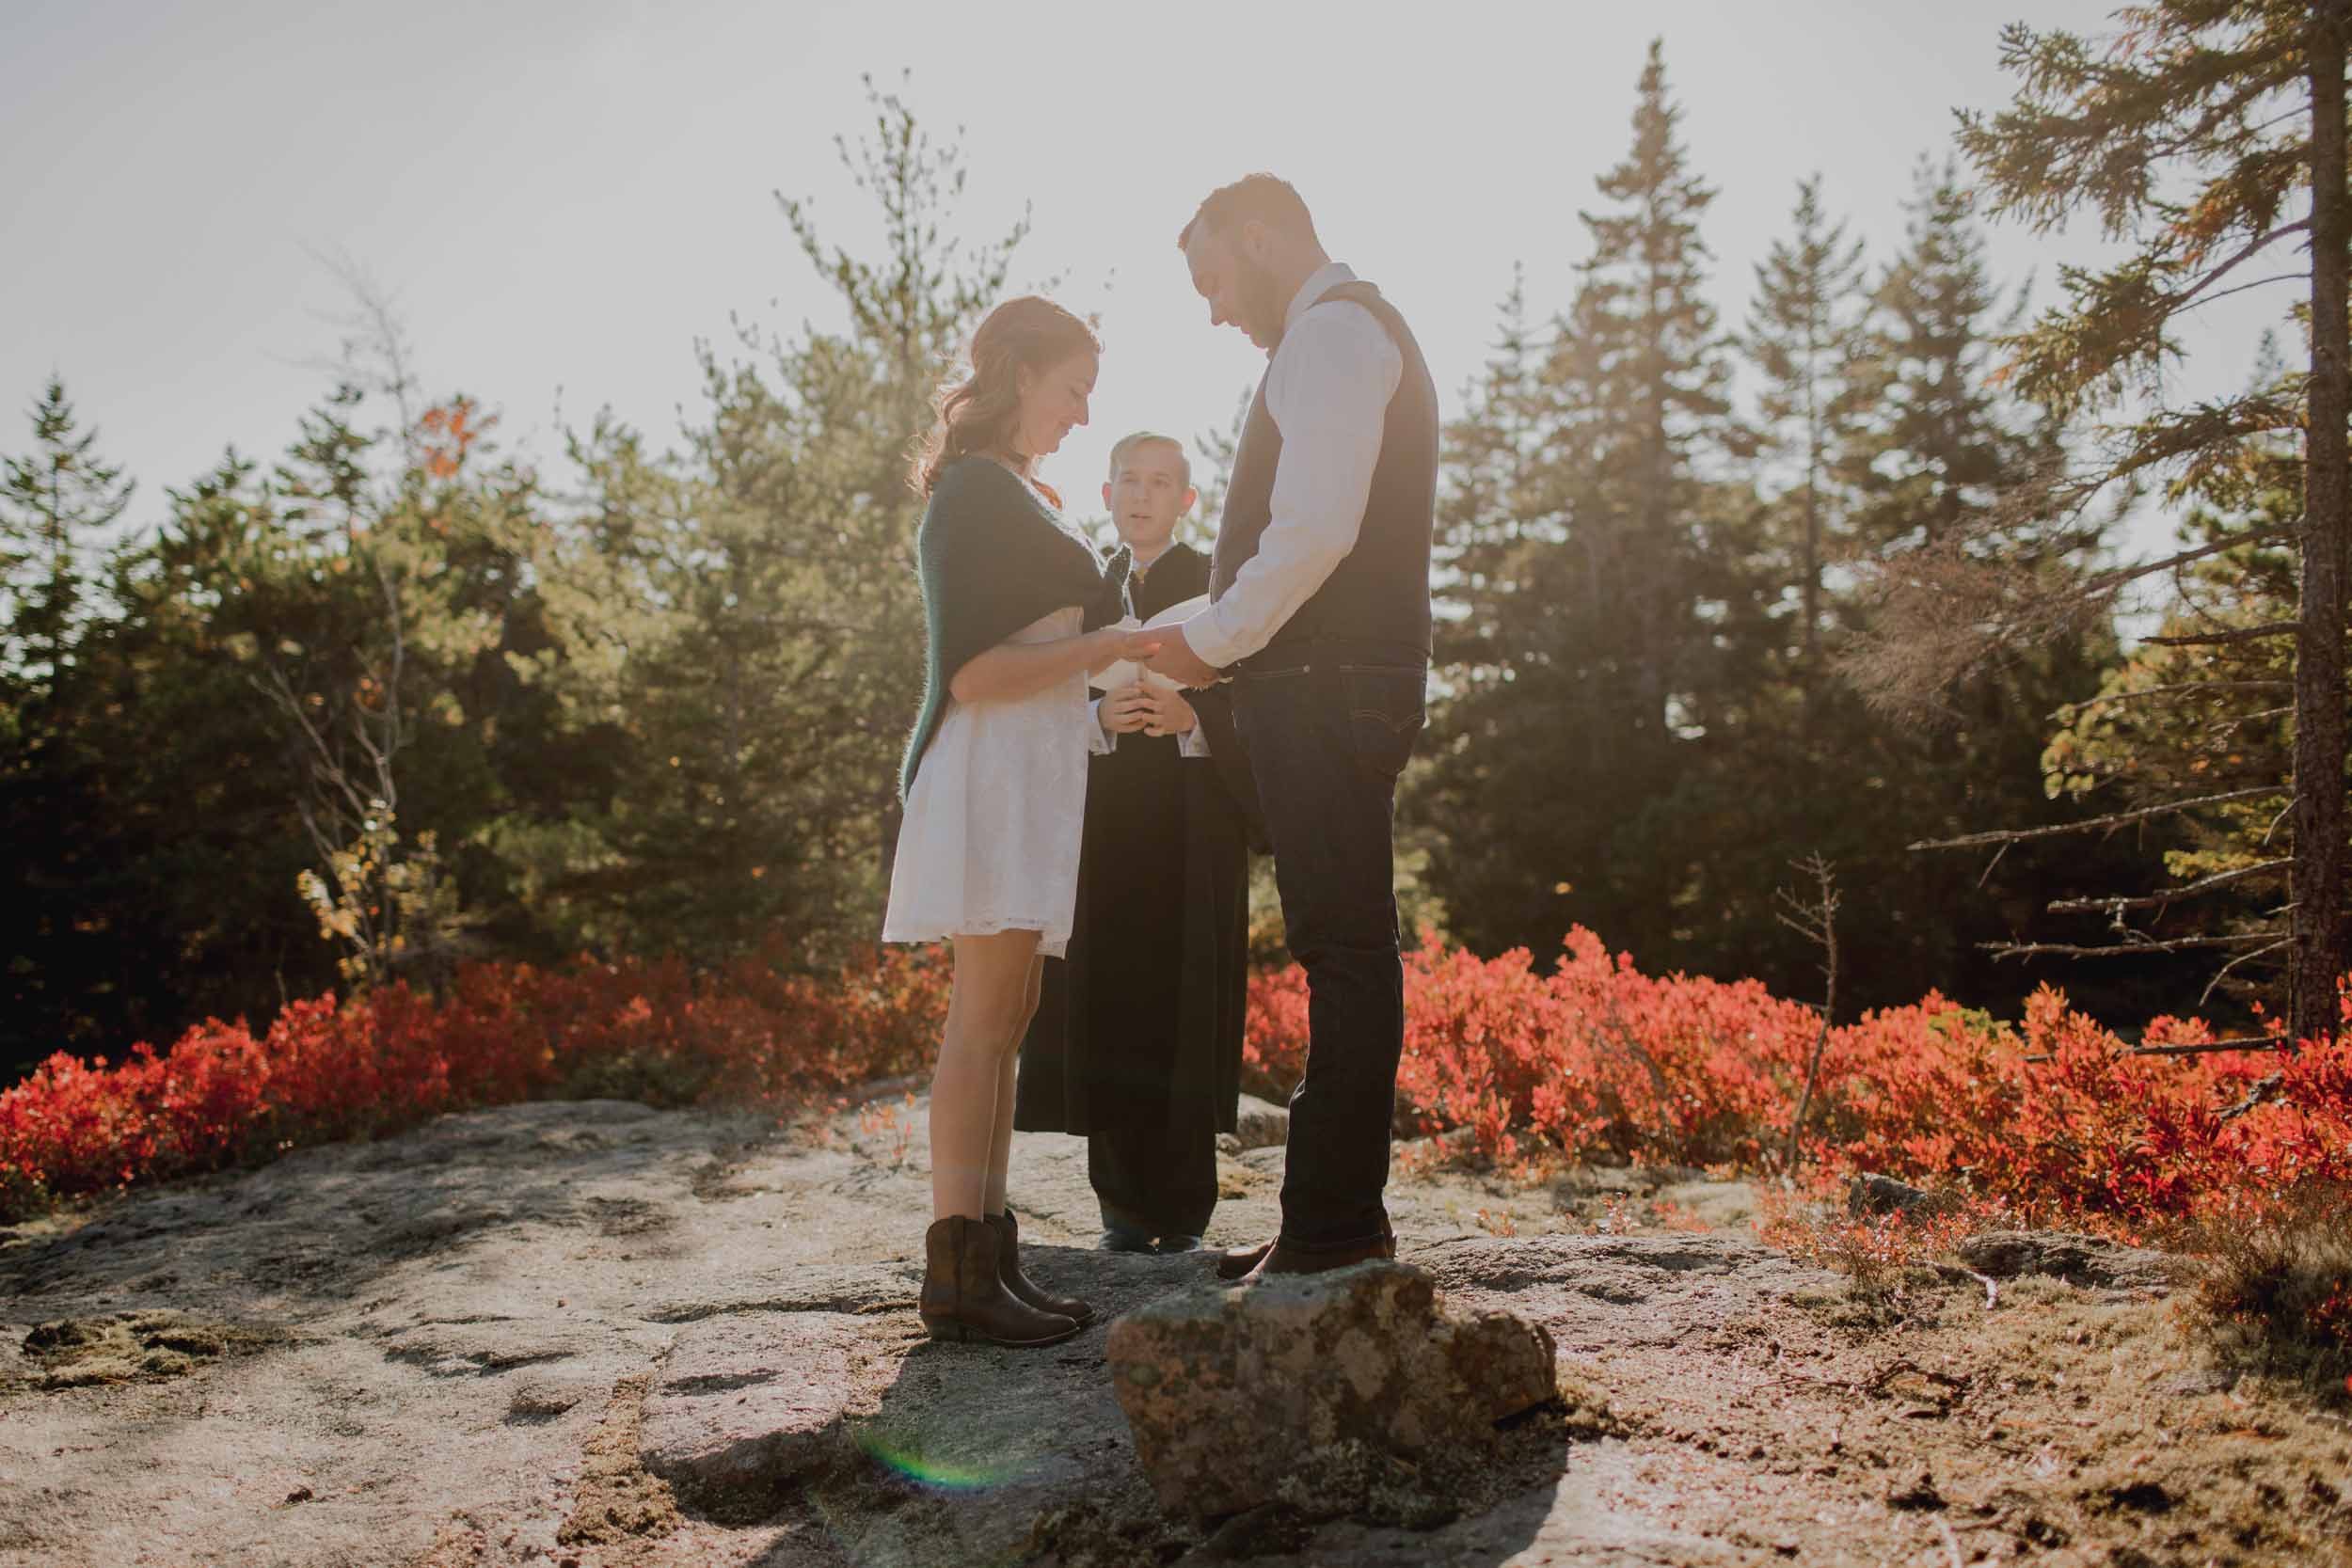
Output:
(1233, 1231), (1397, 1286)
(1099, 1221), (1154, 1253)
(1152, 1233), (1202, 1254)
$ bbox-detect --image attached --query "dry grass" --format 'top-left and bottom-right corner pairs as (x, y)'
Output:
(2185, 1180), (2352, 1400)
(1753, 1180), (2017, 1298)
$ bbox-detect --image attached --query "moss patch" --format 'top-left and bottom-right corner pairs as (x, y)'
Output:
(11, 1310), (280, 1391)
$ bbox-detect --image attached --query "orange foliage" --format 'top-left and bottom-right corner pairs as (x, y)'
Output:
(1246, 927), (2352, 1227)
(0, 942), (946, 1220)
(7, 926), (2347, 1231)
(416, 398), (492, 481)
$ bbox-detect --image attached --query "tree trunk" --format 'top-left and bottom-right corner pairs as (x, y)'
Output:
(2293, 2), (2351, 1045)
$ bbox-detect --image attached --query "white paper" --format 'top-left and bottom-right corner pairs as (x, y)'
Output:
(1090, 594), (1210, 693)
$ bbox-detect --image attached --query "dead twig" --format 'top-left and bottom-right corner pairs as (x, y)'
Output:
(2138, 619), (2300, 646)
(2201, 936), (2293, 1006)
(2217, 1071), (2286, 1121)
(1773, 856), (1839, 1178)
(1986, 932), (2281, 959)
(2053, 678), (2292, 719)
(2045, 857), (2290, 916)
(1911, 786), (2277, 851)
(2022, 1037), (2284, 1063)
(1966, 1269), (1998, 1310)
(1934, 1516), (1964, 1568)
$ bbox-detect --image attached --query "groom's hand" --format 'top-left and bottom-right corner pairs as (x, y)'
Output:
(1143, 623), (1221, 689)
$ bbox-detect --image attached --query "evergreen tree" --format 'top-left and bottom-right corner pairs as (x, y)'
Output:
(1909, 0), (2351, 1038)
(2041, 467), (2301, 1006)
(1851, 160), (2056, 555)
(1839, 157), (2148, 1015)
(0, 377), (132, 694)
(1415, 40), (1744, 967)
(528, 75), (1030, 961)
(1744, 176), (1873, 706)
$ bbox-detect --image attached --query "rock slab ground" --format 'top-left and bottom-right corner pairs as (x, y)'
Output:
(1, 1094), (2347, 1567)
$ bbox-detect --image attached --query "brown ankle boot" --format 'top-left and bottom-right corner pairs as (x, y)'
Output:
(918, 1216), (1081, 1347)
(985, 1210), (1094, 1326)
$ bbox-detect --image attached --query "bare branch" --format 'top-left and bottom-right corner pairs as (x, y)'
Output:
(2054, 678), (2290, 718)
(1911, 786), (2280, 850)
(2138, 620), (2299, 646)
(2022, 1037), (2284, 1064)
(1976, 940), (2286, 963)
(2077, 524), (2298, 598)
(2202, 937), (2293, 1007)
(1985, 932), (2282, 959)
(2178, 271), (2310, 313)
(2119, 1037), (2284, 1057)
(2045, 857), (2290, 915)
(2217, 1070), (2286, 1119)
(2169, 219), (2313, 313)
(1773, 856), (1839, 1179)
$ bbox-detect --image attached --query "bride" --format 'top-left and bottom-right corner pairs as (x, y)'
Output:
(883, 295), (1162, 1347)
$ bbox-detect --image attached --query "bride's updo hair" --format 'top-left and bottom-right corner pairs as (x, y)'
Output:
(911, 295), (1100, 496)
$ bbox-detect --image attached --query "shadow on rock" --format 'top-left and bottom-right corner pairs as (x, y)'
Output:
(0, 1101), (760, 1325)
(807, 1238), (1194, 1564)
(771, 1241), (1597, 1567)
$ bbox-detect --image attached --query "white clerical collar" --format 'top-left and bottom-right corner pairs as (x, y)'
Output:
(1283, 261), (1357, 337)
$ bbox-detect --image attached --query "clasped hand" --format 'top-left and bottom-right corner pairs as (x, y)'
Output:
(1102, 682), (1197, 737)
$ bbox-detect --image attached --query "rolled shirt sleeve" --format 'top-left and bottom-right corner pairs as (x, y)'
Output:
(1182, 301), (1404, 670)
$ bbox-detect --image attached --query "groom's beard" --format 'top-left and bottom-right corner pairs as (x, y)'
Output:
(1237, 259), (1291, 349)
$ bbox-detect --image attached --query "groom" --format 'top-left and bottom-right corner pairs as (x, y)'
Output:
(1145, 173), (1438, 1283)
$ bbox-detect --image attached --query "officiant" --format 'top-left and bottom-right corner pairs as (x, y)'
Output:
(1013, 431), (1263, 1253)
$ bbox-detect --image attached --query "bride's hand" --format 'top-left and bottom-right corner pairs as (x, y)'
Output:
(1088, 626), (1163, 673)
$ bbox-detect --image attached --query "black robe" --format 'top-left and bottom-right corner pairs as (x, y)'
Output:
(1013, 544), (1260, 1219)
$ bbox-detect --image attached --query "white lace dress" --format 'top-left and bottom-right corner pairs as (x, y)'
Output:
(882, 605), (1097, 958)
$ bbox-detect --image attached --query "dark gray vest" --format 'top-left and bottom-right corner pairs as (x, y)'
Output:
(1208, 278), (1438, 670)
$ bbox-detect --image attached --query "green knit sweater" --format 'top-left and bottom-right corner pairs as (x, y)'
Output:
(898, 456), (1125, 799)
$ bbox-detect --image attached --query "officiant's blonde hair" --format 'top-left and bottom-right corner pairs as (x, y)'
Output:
(1106, 431), (1191, 489)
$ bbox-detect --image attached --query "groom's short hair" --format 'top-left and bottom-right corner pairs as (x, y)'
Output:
(1108, 431), (1191, 488)
(1178, 174), (1319, 251)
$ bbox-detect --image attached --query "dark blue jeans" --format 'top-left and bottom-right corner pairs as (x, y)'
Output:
(1230, 657), (1425, 1249)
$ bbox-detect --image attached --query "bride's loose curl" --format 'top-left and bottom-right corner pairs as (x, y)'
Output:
(910, 296), (1099, 496)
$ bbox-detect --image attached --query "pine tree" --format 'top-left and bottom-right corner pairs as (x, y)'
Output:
(0, 377), (133, 694)
(1743, 176), (1873, 706)
(1851, 160), (2057, 557)
(531, 74), (1031, 961)
(1907, 0), (2351, 1039)
(1414, 40), (1743, 966)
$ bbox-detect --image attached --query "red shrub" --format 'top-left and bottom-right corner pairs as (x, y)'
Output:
(1248, 927), (2351, 1227)
(7, 921), (2345, 1234)
(0, 945), (948, 1219)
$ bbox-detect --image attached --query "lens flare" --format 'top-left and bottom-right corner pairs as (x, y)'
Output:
(853, 1427), (1012, 1492)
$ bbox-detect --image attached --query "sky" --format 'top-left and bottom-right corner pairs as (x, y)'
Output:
(0, 0), (2281, 565)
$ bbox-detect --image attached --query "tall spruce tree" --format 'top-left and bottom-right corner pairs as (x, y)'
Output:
(1744, 176), (1874, 711)
(0, 378), (132, 695)
(1890, 0), (2352, 1039)
(1414, 40), (1742, 966)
